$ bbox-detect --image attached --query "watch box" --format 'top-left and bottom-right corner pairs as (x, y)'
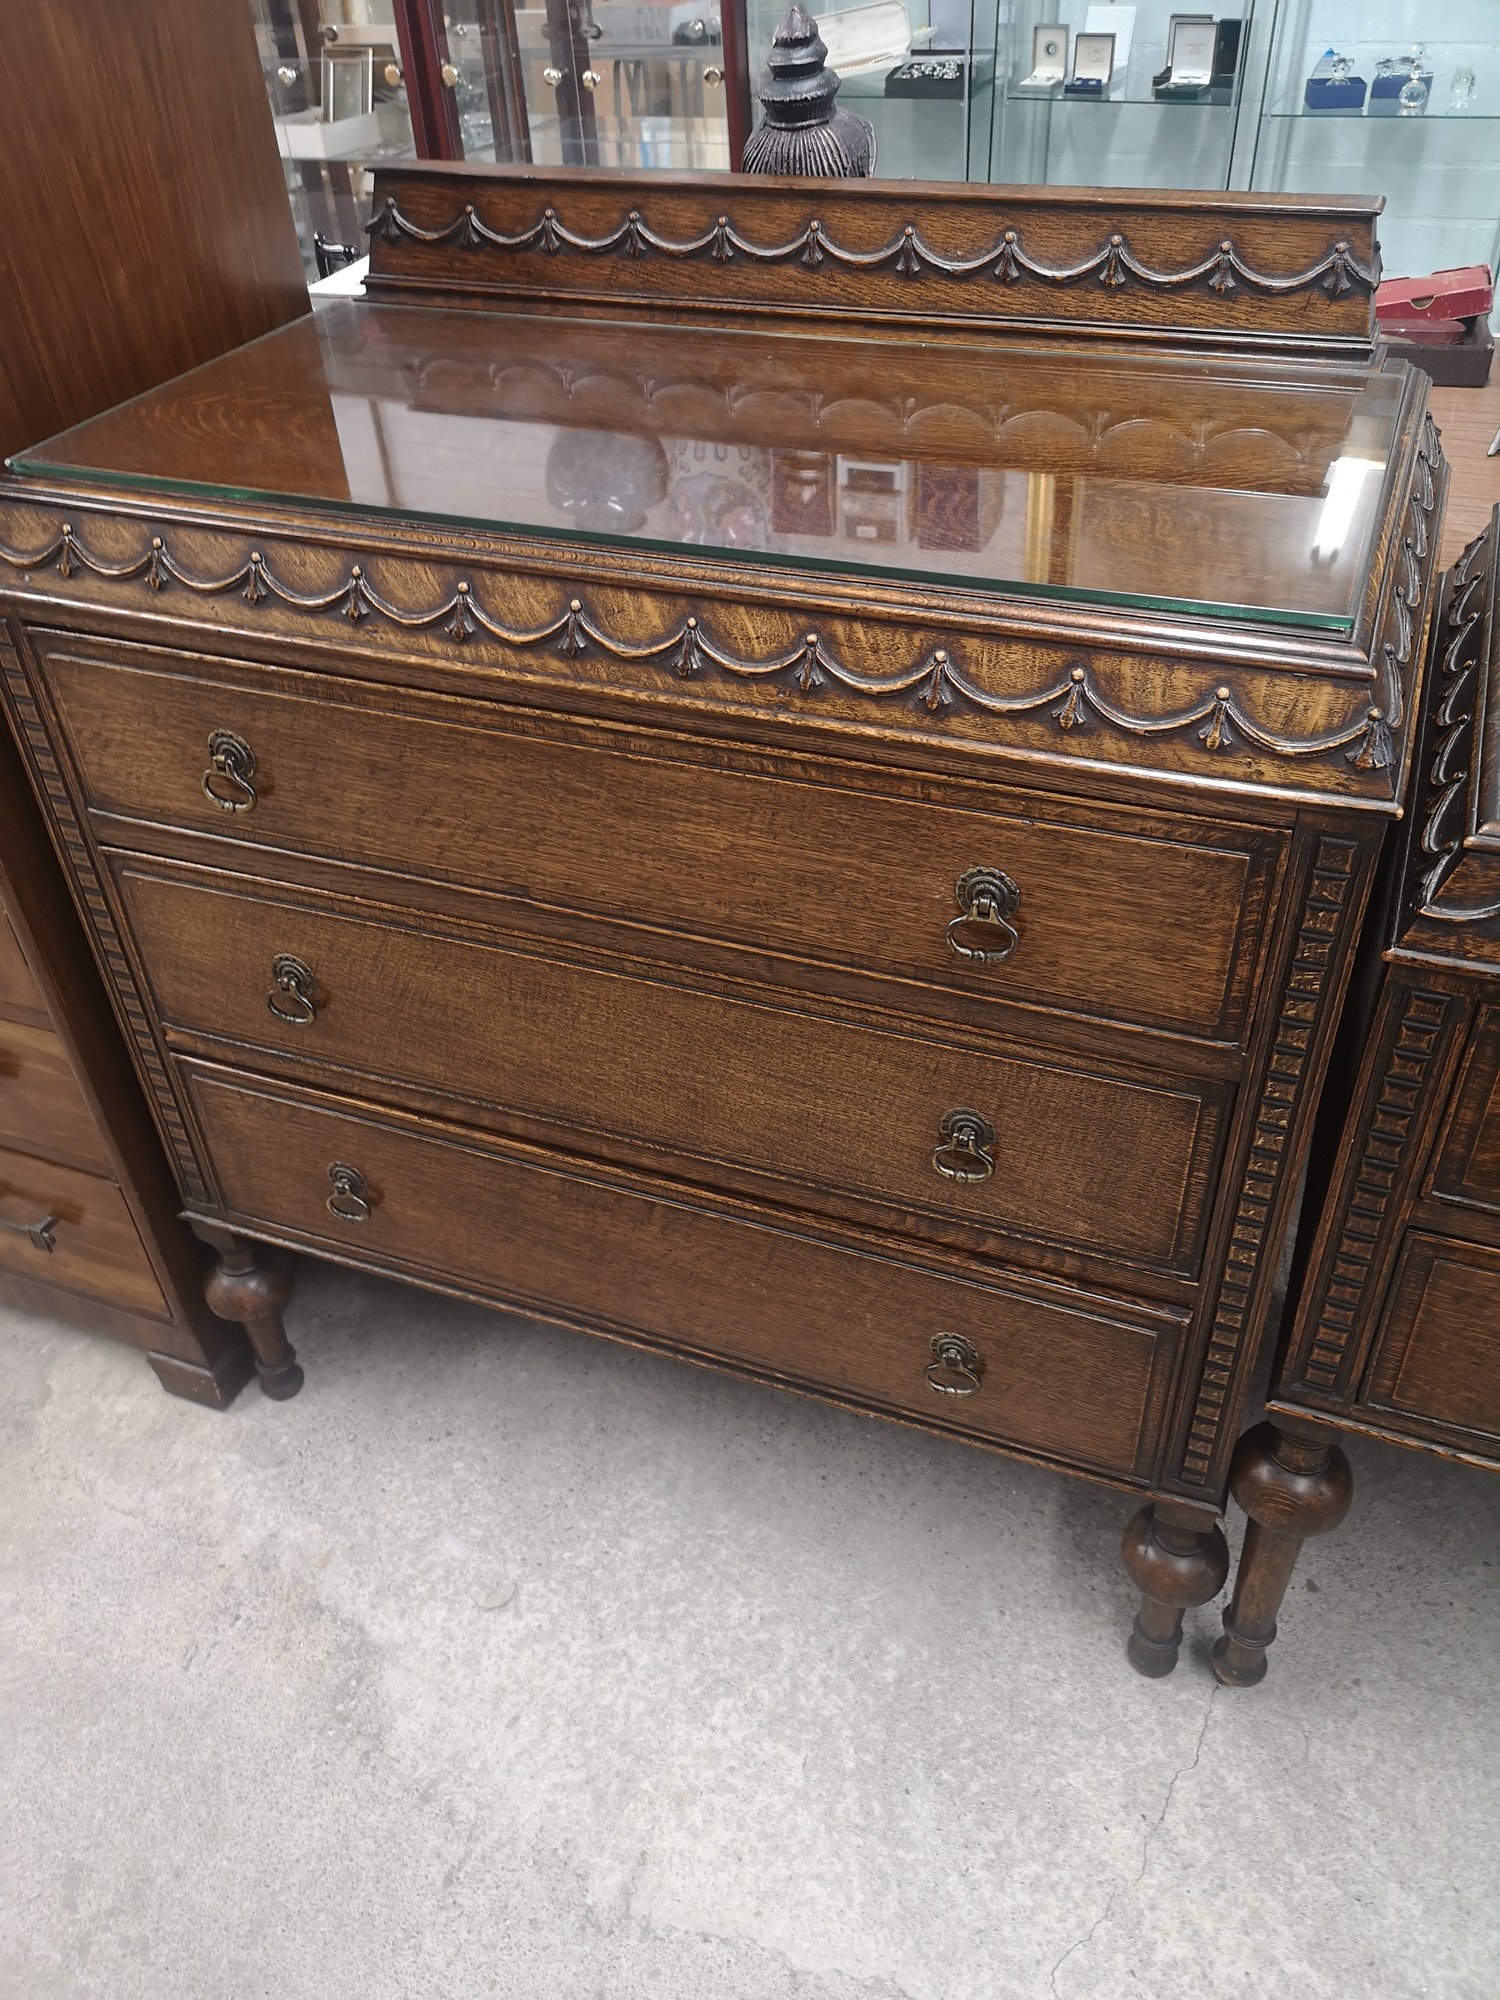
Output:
(1065, 30), (1113, 94)
(1017, 23), (1067, 91)
(1304, 49), (1366, 114)
(1210, 18), (1243, 91)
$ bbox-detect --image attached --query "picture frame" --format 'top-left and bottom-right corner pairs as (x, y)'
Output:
(322, 45), (374, 125)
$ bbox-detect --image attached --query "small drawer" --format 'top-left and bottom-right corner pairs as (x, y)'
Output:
(183, 1062), (1178, 1479)
(0, 1017), (112, 1172)
(0, 910), (45, 1017)
(1362, 1233), (1500, 1457)
(115, 859), (1229, 1279)
(41, 633), (1283, 1044)
(0, 1141), (166, 1317)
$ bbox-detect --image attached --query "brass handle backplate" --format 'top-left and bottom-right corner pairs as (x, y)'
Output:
(926, 1332), (983, 1397)
(932, 1108), (996, 1184)
(203, 729), (258, 813)
(0, 1186), (58, 1254)
(326, 1163), (372, 1224)
(267, 954), (318, 1027)
(947, 866), (1020, 965)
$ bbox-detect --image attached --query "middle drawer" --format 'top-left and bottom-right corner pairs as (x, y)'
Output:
(113, 856), (1228, 1281)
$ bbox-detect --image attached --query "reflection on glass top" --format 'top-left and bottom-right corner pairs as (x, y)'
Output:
(11, 301), (1406, 628)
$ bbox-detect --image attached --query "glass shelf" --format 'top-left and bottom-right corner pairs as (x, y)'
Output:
(1006, 89), (1238, 108)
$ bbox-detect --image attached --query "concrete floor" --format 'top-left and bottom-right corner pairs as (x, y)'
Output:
(2, 1261), (1497, 2000)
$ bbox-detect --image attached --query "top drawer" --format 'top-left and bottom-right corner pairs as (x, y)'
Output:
(36, 634), (1282, 1043)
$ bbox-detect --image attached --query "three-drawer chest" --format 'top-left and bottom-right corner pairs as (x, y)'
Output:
(0, 165), (1446, 1671)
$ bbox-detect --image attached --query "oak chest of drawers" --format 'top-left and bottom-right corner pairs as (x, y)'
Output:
(0, 164), (1447, 1671)
(1215, 515), (1500, 1684)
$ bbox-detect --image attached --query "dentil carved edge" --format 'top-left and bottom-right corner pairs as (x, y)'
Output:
(0, 638), (210, 1203)
(0, 515), (1406, 783)
(1174, 836), (1363, 1488)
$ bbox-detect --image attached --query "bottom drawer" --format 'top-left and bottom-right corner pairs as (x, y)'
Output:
(1363, 1233), (1500, 1454)
(0, 1142), (166, 1317)
(182, 1063), (1179, 1479)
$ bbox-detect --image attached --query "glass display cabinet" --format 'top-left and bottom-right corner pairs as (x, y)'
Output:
(1248, 1), (1500, 280)
(252, 0), (740, 274)
(993, 2), (1261, 190)
(743, 0), (999, 180)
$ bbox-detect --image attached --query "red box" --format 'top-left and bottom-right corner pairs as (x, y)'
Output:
(1376, 265), (1493, 323)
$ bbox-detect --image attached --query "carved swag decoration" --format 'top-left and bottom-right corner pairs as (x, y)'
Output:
(0, 469), (1435, 785)
(368, 195), (1377, 302)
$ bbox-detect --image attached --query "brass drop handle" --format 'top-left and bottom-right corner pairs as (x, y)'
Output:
(202, 729), (258, 814)
(926, 1332), (983, 1397)
(0, 1186), (58, 1253)
(932, 1108), (996, 1184)
(326, 1163), (372, 1224)
(947, 866), (1021, 965)
(267, 954), (318, 1027)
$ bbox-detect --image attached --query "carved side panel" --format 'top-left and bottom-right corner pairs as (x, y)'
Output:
(1173, 836), (1365, 1489)
(1283, 981), (1461, 1402)
(0, 635), (210, 1203)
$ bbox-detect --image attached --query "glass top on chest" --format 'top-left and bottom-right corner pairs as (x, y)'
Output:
(12, 300), (1405, 631)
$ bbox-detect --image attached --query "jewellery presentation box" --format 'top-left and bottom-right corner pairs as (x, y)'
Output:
(1377, 265), (1494, 323)
(1305, 50), (1366, 113)
(1153, 15), (1215, 100)
(1065, 30), (1113, 94)
(1210, 17), (1243, 91)
(1017, 24), (1067, 91)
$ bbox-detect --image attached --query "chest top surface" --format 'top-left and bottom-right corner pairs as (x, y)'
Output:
(0, 166), (1440, 811)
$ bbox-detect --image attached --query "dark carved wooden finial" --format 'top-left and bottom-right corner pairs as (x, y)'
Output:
(740, 4), (876, 179)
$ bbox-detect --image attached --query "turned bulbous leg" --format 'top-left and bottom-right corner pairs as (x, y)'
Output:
(1121, 1503), (1230, 1678)
(197, 1225), (302, 1400)
(1211, 1418), (1352, 1689)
